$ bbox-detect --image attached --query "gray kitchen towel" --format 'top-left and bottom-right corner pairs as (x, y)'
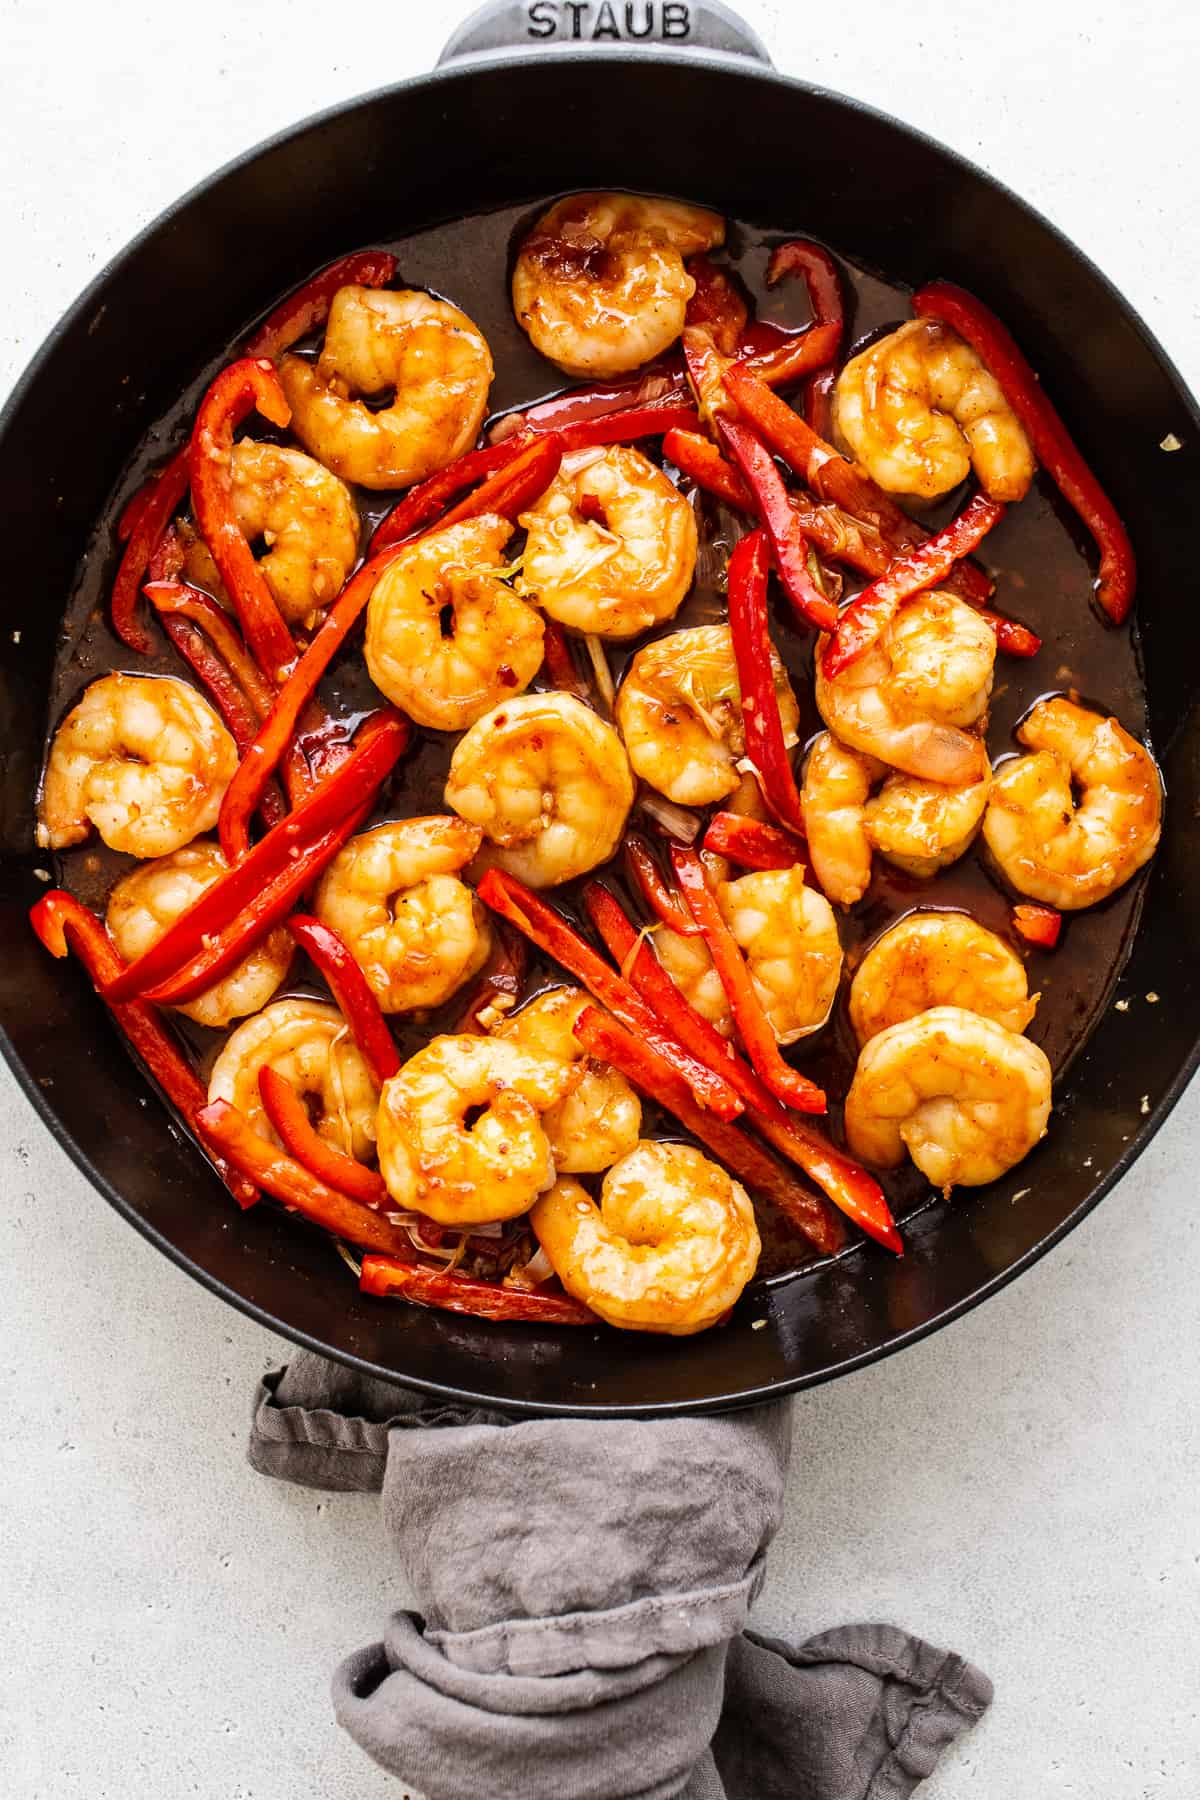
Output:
(250, 1353), (991, 1798)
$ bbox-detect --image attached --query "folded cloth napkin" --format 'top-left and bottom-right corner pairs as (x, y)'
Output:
(250, 1352), (991, 1799)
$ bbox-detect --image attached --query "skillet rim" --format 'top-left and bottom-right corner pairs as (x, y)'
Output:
(2, 49), (1198, 1415)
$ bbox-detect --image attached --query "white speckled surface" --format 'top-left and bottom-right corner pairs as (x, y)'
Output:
(2, 3), (1199, 1794)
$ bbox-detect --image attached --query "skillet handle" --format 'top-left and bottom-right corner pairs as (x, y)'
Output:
(438, 0), (773, 67)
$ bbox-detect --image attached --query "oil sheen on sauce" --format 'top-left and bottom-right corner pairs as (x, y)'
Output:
(44, 199), (1153, 1284)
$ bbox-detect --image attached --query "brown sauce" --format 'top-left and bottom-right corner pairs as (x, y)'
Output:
(43, 199), (1153, 1286)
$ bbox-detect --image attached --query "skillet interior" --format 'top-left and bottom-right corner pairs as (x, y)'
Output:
(2, 53), (1198, 1414)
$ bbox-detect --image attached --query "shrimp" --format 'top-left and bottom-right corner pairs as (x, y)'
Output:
(518, 445), (697, 639)
(849, 912), (1038, 1046)
(814, 590), (994, 786)
(279, 285), (493, 490)
(531, 1141), (761, 1336)
(364, 515), (544, 731)
(512, 192), (725, 377)
(184, 442), (358, 628)
(615, 624), (800, 807)
(718, 867), (843, 1043)
(208, 998), (380, 1163)
(313, 816), (492, 1014)
(38, 673), (238, 857)
(982, 697), (1162, 909)
(864, 767), (991, 879)
(493, 986), (642, 1173)
(651, 868), (841, 1044)
(376, 1033), (582, 1225)
(843, 1004), (1052, 1190)
(444, 692), (635, 888)
(802, 733), (883, 907)
(106, 841), (293, 1029)
(803, 731), (990, 902)
(833, 318), (1035, 502)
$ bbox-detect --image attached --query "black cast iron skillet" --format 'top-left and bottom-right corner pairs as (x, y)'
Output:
(2, 2), (1198, 1415)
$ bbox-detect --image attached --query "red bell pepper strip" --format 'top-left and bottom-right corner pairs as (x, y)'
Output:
(116, 478), (153, 544)
(540, 620), (589, 699)
(370, 441), (525, 550)
(215, 526), (416, 863)
(574, 1004), (845, 1257)
(556, 398), (701, 453)
(671, 845), (826, 1116)
(488, 356), (687, 442)
(453, 924), (528, 1032)
(724, 365), (995, 606)
(197, 1099), (410, 1255)
(584, 885), (898, 1253)
(143, 813), (366, 1007)
(824, 493), (1008, 676)
(664, 428), (891, 579)
(159, 608), (257, 755)
(109, 447), (190, 654)
(476, 869), (744, 1121)
(725, 529), (807, 837)
(625, 834), (699, 936)
(913, 280), (1136, 624)
(360, 1255), (600, 1324)
(736, 240), (843, 387)
(105, 712), (407, 1002)
(1012, 902), (1062, 949)
(434, 433), (565, 534)
(145, 580), (277, 718)
(189, 358), (297, 683)
(147, 575), (313, 810)
(803, 367), (836, 440)
(155, 612), (286, 829)
(664, 428), (755, 511)
(982, 609), (1042, 659)
(244, 249), (397, 360)
(682, 324), (736, 426)
(258, 1067), (387, 1207)
(703, 812), (805, 871)
(30, 891), (258, 1210)
(718, 420), (837, 632)
(286, 914), (400, 1085)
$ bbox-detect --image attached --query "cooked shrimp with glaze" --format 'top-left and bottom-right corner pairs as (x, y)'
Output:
(616, 624), (799, 807)
(183, 442), (359, 627)
(512, 192), (724, 376)
(518, 444), (697, 639)
(849, 912), (1038, 1046)
(983, 697), (1162, 909)
(801, 733), (881, 908)
(377, 1033), (581, 1225)
(844, 1005), (1052, 1189)
(208, 998), (380, 1164)
(106, 841), (293, 1028)
(445, 692), (635, 887)
(864, 766), (991, 880)
(815, 590), (994, 785)
(531, 1140), (761, 1335)
(280, 285), (493, 489)
(834, 318), (1035, 501)
(39, 673), (238, 856)
(365, 515), (544, 730)
(314, 816), (492, 1013)
(493, 986), (642, 1173)
(803, 732), (990, 900)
